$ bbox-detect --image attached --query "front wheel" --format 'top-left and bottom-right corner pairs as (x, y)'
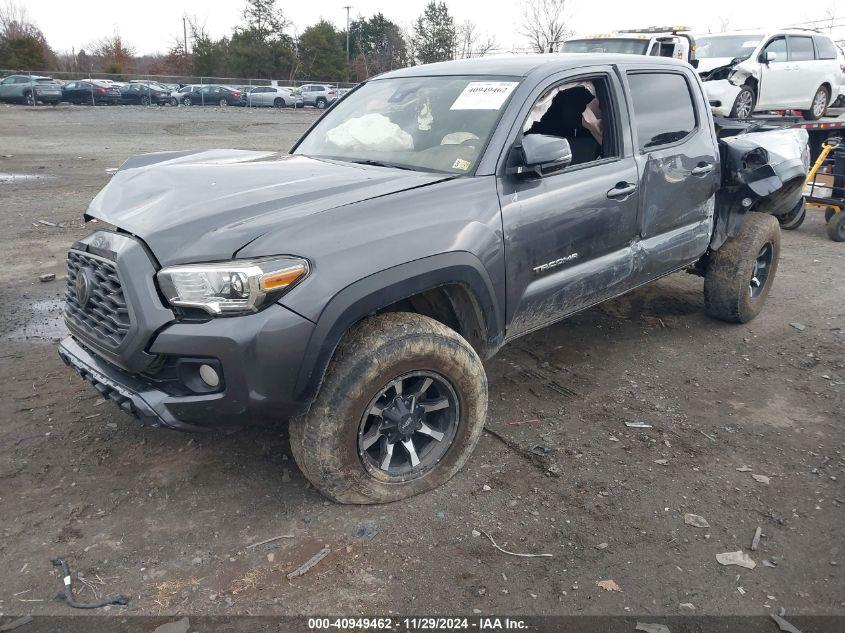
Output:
(803, 86), (829, 121)
(23, 91), (35, 106)
(140, 96), (150, 106)
(170, 97), (178, 106)
(704, 212), (781, 323)
(315, 97), (327, 109)
(729, 86), (755, 119)
(290, 312), (488, 504)
(218, 98), (228, 107)
(273, 97), (283, 108)
(182, 96), (192, 106)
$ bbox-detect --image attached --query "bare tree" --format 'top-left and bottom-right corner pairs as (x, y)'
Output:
(520, 0), (573, 53)
(456, 19), (498, 58)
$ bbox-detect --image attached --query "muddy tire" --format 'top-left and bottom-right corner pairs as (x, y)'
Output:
(778, 198), (806, 230)
(704, 212), (780, 323)
(729, 86), (755, 119)
(289, 312), (488, 504)
(802, 85), (829, 121)
(827, 211), (845, 242)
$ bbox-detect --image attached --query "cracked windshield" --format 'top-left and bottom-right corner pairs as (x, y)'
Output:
(294, 76), (520, 174)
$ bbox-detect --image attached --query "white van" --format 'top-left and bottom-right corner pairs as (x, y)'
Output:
(696, 29), (842, 120)
(559, 27), (696, 63)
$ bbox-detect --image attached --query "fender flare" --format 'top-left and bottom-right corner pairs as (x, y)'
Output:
(292, 252), (503, 403)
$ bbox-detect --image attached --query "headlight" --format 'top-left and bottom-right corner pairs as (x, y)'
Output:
(157, 257), (308, 315)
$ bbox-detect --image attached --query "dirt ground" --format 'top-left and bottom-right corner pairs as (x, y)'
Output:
(0, 104), (842, 620)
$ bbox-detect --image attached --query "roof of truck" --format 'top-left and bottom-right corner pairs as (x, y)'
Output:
(378, 53), (685, 79)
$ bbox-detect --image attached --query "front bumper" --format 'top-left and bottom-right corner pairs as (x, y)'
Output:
(59, 302), (316, 430)
(703, 80), (742, 117)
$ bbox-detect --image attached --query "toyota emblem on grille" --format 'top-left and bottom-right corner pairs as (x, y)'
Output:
(75, 268), (93, 308)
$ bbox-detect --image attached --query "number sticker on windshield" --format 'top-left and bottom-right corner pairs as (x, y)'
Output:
(450, 82), (518, 110)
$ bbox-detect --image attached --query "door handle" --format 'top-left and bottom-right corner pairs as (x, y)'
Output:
(607, 182), (637, 199)
(691, 163), (714, 177)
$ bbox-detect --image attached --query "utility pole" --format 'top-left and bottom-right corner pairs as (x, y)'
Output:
(343, 5), (352, 82)
(183, 16), (189, 55)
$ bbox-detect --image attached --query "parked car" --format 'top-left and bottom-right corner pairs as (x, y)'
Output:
(246, 86), (301, 108)
(296, 83), (337, 108)
(0, 74), (62, 105)
(62, 80), (121, 105)
(696, 29), (842, 120)
(176, 84), (245, 106)
(118, 82), (171, 106)
(59, 55), (807, 504)
(169, 84), (199, 106)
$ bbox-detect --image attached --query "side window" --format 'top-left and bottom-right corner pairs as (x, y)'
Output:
(812, 36), (837, 60)
(789, 36), (815, 61)
(627, 72), (696, 151)
(762, 37), (787, 63)
(65, 82), (76, 90)
(522, 75), (616, 167)
(1, 76), (15, 84)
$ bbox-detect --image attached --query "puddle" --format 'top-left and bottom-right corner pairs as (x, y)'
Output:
(4, 299), (67, 342)
(0, 172), (51, 184)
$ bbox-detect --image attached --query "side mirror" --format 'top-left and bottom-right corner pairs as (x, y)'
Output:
(690, 58), (700, 69)
(509, 134), (573, 178)
(763, 51), (777, 64)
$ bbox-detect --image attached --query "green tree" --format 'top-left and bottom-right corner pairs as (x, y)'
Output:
(297, 20), (346, 81)
(241, 0), (287, 41)
(412, 1), (455, 64)
(0, 2), (55, 70)
(349, 13), (408, 79)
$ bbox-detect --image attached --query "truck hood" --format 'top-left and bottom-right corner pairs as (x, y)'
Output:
(86, 149), (452, 266)
(696, 57), (736, 73)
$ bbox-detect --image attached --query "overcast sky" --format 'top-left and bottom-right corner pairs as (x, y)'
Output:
(21, 0), (845, 56)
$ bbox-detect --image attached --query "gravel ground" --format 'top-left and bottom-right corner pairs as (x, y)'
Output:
(0, 104), (843, 620)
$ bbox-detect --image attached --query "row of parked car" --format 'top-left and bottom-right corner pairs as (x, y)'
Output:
(0, 75), (350, 109)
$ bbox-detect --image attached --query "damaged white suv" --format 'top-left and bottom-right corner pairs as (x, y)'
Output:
(696, 29), (841, 120)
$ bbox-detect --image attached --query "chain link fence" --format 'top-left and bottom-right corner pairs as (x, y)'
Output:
(1, 68), (358, 107)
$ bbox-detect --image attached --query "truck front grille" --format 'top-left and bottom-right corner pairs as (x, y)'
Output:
(65, 250), (131, 350)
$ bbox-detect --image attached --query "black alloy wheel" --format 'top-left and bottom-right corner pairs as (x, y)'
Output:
(358, 371), (460, 481)
(749, 242), (774, 300)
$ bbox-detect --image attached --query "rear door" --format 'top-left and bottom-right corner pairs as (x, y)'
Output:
(623, 67), (719, 283)
(498, 66), (642, 339)
(787, 35), (820, 107)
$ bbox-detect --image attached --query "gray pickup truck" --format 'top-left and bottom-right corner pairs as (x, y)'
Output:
(58, 55), (808, 503)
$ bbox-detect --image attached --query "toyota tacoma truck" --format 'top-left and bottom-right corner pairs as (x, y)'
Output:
(58, 55), (809, 503)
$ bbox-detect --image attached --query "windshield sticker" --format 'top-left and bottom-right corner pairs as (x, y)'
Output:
(452, 158), (471, 171)
(450, 82), (518, 110)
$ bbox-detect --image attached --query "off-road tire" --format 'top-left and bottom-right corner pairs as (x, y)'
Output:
(778, 198), (806, 230)
(802, 85), (829, 121)
(827, 211), (845, 242)
(729, 87), (755, 119)
(704, 212), (781, 323)
(289, 312), (488, 504)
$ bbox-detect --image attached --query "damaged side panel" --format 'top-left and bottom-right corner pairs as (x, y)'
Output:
(712, 128), (809, 249)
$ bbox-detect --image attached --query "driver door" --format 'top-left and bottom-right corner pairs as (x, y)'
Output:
(757, 36), (791, 109)
(498, 68), (641, 339)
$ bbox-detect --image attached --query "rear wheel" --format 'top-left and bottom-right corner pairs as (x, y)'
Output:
(273, 97), (283, 108)
(802, 86), (829, 121)
(183, 96), (192, 106)
(170, 97), (178, 106)
(730, 86), (755, 119)
(289, 312), (488, 504)
(827, 211), (845, 242)
(705, 212), (781, 323)
(778, 198), (806, 230)
(23, 91), (34, 106)
(824, 206), (838, 223)
(219, 98), (228, 107)
(140, 95), (150, 106)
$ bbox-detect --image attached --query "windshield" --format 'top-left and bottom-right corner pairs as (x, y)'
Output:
(293, 75), (520, 174)
(561, 38), (649, 55)
(695, 35), (762, 59)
